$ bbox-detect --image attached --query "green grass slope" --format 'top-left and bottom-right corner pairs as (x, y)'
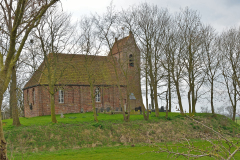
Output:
(3, 112), (240, 159)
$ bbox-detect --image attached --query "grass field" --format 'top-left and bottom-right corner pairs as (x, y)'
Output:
(3, 112), (235, 130)
(9, 141), (240, 160)
(2, 112), (182, 130)
(2, 112), (240, 160)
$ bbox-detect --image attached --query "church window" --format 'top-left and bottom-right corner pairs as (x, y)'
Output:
(129, 54), (134, 67)
(95, 87), (100, 102)
(59, 90), (64, 103)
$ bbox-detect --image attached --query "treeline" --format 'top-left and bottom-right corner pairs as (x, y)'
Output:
(78, 3), (239, 120)
(114, 3), (240, 120)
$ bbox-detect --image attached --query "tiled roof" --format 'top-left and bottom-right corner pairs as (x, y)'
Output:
(23, 54), (126, 89)
(24, 62), (45, 88)
(109, 36), (129, 55)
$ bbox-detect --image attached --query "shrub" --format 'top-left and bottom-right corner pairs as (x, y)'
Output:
(192, 126), (200, 129)
(166, 117), (172, 120)
(92, 123), (104, 129)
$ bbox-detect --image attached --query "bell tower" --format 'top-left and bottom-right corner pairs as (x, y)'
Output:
(109, 31), (143, 109)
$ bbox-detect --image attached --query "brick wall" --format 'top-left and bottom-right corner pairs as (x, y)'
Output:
(24, 85), (127, 117)
(24, 86), (39, 117)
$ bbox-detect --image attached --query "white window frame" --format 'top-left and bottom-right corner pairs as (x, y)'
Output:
(59, 90), (64, 103)
(95, 87), (100, 102)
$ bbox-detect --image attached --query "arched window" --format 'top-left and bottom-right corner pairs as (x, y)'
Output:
(129, 54), (134, 67)
(59, 89), (64, 103)
(95, 87), (100, 102)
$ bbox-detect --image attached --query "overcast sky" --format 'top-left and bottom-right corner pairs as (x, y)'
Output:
(61, 0), (240, 33)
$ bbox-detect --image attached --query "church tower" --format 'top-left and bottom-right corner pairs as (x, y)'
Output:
(109, 31), (143, 109)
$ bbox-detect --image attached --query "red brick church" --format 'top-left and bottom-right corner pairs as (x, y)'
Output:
(23, 32), (143, 117)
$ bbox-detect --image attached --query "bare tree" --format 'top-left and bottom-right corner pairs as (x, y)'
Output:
(9, 54), (27, 125)
(10, 66), (21, 126)
(162, 15), (185, 115)
(201, 25), (220, 115)
(0, 0), (59, 159)
(78, 16), (102, 122)
(161, 16), (179, 115)
(219, 27), (240, 121)
(30, 7), (75, 123)
(144, 60), (150, 119)
(119, 7), (149, 120)
(177, 8), (206, 115)
(128, 3), (171, 117)
(93, 4), (134, 122)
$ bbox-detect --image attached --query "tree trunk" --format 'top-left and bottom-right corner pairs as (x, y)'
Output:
(191, 73), (196, 115)
(145, 72), (149, 120)
(188, 89), (192, 115)
(50, 86), (57, 123)
(124, 87), (130, 122)
(9, 102), (12, 119)
(167, 62), (171, 112)
(109, 56), (128, 122)
(90, 83), (98, 122)
(127, 93), (130, 122)
(116, 82), (128, 122)
(210, 80), (214, 114)
(9, 72), (13, 119)
(165, 89), (168, 119)
(188, 49), (194, 116)
(0, 94), (8, 160)
(11, 66), (21, 126)
(150, 84), (154, 111)
(168, 73), (171, 112)
(175, 80), (184, 115)
(118, 87), (127, 122)
(233, 80), (237, 121)
(92, 100), (98, 122)
(153, 84), (159, 117)
(232, 105), (236, 121)
(171, 68), (184, 115)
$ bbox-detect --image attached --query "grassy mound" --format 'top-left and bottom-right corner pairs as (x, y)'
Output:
(2, 112), (240, 158)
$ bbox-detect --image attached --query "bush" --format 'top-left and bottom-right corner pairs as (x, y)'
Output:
(166, 117), (172, 120)
(192, 126), (200, 129)
(92, 123), (104, 129)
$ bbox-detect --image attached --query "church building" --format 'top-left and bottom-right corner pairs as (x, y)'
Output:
(23, 31), (143, 117)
